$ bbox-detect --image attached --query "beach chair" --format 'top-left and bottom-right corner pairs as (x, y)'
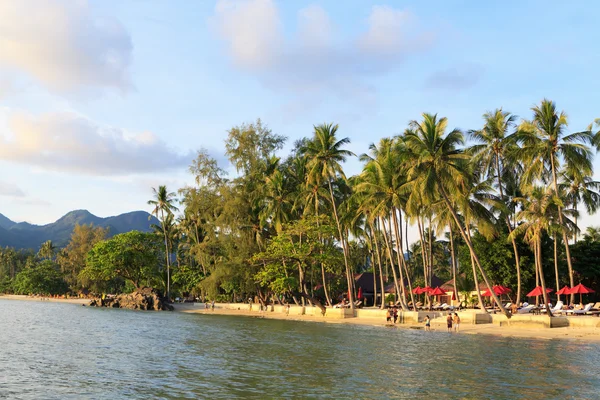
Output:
(517, 305), (535, 314)
(565, 303), (594, 316)
(591, 302), (600, 311)
(547, 301), (564, 315)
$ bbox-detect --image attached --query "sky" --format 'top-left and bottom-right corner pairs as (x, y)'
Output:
(1, 0), (600, 244)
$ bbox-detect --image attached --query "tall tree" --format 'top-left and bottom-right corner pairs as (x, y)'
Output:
(148, 185), (179, 300)
(304, 123), (356, 309)
(519, 99), (594, 303)
(404, 113), (509, 317)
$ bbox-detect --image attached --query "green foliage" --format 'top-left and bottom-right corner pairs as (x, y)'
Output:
(12, 260), (68, 295)
(82, 231), (163, 290)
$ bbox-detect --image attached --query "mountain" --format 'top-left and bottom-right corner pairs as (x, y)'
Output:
(0, 213), (16, 230)
(0, 210), (160, 250)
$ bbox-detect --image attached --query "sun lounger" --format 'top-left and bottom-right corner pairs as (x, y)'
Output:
(517, 305), (536, 314)
(565, 303), (594, 316)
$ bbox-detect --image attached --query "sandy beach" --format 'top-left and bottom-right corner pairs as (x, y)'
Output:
(3, 295), (599, 342)
(173, 303), (600, 343)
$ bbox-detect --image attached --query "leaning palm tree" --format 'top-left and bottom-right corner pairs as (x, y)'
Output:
(403, 113), (509, 317)
(519, 99), (594, 303)
(148, 185), (179, 300)
(303, 123), (356, 309)
(469, 109), (524, 305)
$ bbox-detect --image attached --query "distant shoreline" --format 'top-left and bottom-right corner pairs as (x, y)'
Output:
(3, 295), (599, 343)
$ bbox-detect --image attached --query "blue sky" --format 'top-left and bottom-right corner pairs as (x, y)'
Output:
(1, 1), (599, 242)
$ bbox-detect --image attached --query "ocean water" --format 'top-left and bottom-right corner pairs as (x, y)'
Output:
(0, 300), (598, 399)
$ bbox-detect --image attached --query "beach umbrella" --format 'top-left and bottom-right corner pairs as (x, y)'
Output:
(568, 283), (595, 305)
(412, 286), (424, 294)
(357, 287), (363, 300)
(555, 285), (570, 302)
(429, 287), (447, 301)
(422, 286), (433, 294)
(526, 286), (553, 297)
(494, 285), (512, 295)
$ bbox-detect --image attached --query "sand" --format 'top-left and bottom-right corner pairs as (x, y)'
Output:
(173, 303), (600, 343)
(2, 295), (599, 342)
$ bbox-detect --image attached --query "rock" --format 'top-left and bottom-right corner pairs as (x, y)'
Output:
(87, 287), (172, 311)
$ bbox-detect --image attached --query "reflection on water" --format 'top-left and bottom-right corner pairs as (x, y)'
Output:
(1, 300), (599, 399)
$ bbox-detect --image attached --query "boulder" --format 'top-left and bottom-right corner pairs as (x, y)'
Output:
(88, 287), (173, 311)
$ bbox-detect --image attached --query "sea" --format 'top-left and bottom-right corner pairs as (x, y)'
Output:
(1, 300), (598, 399)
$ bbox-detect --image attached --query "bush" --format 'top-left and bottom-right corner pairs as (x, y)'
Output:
(12, 261), (68, 295)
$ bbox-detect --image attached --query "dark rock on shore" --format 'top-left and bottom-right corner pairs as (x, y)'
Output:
(88, 287), (173, 311)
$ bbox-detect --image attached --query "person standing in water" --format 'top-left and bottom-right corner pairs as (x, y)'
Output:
(453, 313), (461, 332)
(446, 314), (453, 332)
(424, 315), (431, 331)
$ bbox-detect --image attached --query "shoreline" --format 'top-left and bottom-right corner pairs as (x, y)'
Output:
(174, 303), (600, 343)
(3, 295), (599, 342)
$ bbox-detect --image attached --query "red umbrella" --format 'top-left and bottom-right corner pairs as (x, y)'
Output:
(568, 283), (595, 305)
(422, 286), (433, 294)
(430, 287), (447, 296)
(481, 289), (493, 297)
(555, 285), (570, 301)
(412, 286), (423, 294)
(494, 285), (512, 295)
(357, 287), (363, 300)
(526, 286), (553, 297)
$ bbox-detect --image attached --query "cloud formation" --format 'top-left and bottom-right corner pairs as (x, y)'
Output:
(0, 112), (192, 176)
(212, 1), (433, 98)
(0, 181), (25, 197)
(0, 0), (133, 94)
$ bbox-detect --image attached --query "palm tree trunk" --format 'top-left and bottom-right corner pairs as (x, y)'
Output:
(538, 236), (552, 316)
(314, 198), (332, 307)
(380, 216), (401, 306)
(369, 218), (386, 309)
(550, 156), (575, 304)
(327, 180), (354, 310)
(391, 209), (410, 310)
(394, 208), (416, 310)
(495, 156), (522, 306)
(439, 187), (509, 317)
(554, 235), (560, 297)
(161, 209), (170, 301)
(467, 224), (486, 312)
(449, 224), (458, 307)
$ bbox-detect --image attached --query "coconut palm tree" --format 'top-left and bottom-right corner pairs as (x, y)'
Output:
(469, 109), (524, 305)
(583, 226), (600, 243)
(304, 123), (356, 309)
(559, 165), (600, 242)
(519, 99), (594, 303)
(38, 240), (55, 261)
(403, 113), (509, 317)
(148, 185), (179, 300)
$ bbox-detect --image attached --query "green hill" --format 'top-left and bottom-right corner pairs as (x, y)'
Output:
(0, 210), (160, 250)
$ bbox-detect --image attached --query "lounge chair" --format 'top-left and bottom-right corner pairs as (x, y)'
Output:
(517, 305), (536, 314)
(565, 303), (594, 316)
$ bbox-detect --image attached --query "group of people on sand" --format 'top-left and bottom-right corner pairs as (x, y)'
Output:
(421, 313), (460, 332)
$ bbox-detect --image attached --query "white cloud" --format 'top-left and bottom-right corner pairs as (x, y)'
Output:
(211, 1), (433, 100)
(0, 0), (133, 94)
(0, 111), (192, 176)
(0, 181), (25, 197)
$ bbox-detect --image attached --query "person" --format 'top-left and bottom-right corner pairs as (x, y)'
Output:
(386, 307), (392, 323)
(285, 303), (290, 316)
(393, 306), (398, 324)
(211, 300), (215, 311)
(453, 313), (460, 332)
(424, 315), (431, 331)
(446, 313), (453, 332)
(511, 303), (518, 314)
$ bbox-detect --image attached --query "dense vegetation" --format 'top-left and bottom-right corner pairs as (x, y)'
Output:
(2, 99), (600, 318)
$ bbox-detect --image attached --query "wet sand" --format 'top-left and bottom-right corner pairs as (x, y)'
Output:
(0, 294), (89, 305)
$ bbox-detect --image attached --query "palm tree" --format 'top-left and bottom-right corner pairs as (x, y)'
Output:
(304, 123), (356, 309)
(511, 187), (560, 315)
(404, 113), (509, 317)
(583, 226), (600, 243)
(519, 99), (594, 303)
(38, 240), (55, 260)
(559, 165), (600, 242)
(470, 109), (524, 305)
(148, 185), (179, 300)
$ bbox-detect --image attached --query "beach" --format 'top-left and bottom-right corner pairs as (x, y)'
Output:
(3, 294), (599, 342)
